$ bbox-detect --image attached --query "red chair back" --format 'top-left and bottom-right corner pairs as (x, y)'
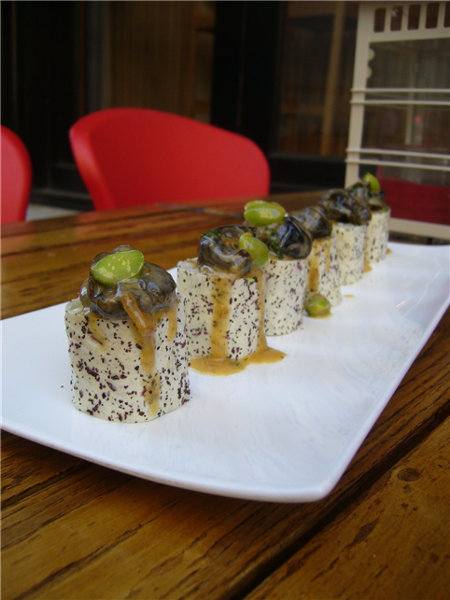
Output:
(1, 126), (32, 223)
(69, 108), (270, 210)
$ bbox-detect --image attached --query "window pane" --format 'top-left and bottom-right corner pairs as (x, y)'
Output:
(276, 1), (357, 158)
(374, 7), (386, 32)
(368, 39), (450, 90)
(364, 39), (450, 154)
(390, 6), (403, 31)
(407, 4), (421, 30)
(425, 2), (439, 28)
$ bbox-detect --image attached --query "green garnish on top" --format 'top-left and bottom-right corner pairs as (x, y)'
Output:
(244, 200), (286, 226)
(363, 172), (381, 193)
(238, 232), (269, 268)
(90, 248), (145, 286)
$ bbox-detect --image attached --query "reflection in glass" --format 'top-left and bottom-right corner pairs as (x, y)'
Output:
(364, 38), (450, 156)
(276, 1), (357, 158)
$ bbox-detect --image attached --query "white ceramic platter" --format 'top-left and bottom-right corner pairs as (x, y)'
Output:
(2, 242), (449, 502)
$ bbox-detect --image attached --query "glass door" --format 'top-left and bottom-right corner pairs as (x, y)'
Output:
(346, 1), (450, 231)
(211, 1), (358, 193)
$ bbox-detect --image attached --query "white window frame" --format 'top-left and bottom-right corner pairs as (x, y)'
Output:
(345, 1), (450, 239)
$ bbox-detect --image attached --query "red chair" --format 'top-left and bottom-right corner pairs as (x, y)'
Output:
(1, 126), (32, 223)
(69, 108), (270, 210)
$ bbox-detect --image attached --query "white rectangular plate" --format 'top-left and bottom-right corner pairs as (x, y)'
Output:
(2, 243), (449, 502)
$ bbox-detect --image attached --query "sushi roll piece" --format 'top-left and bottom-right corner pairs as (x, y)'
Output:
(261, 253), (309, 335)
(319, 189), (371, 285)
(332, 222), (368, 285)
(364, 207), (390, 263)
(347, 174), (391, 263)
(246, 202), (313, 335)
(65, 245), (190, 423)
(177, 225), (285, 375)
(291, 206), (342, 308)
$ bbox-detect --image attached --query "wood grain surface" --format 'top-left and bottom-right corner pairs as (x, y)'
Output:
(246, 420), (450, 600)
(2, 195), (449, 600)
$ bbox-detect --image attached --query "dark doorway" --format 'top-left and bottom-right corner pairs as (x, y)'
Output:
(211, 1), (358, 193)
(1, 1), (358, 210)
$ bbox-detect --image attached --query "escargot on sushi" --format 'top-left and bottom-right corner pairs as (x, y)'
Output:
(244, 200), (313, 335)
(65, 245), (190, 422)
(291, 206), (342, 314)
(177, 224), (285, 375)
(319, 189), (371, 285)
(347, 173), (391, 264)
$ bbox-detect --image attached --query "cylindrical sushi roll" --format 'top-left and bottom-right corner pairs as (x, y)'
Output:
(262, 254), (309, 335)
(291, 207), (342, 307)
(176, 257), (264, 360)
(307, 236), (342, 305)
(347, 174), (391, 264)
(251, 215), (313, 335)
(319, 189), (371, 285)
(332, 221), (368, 285)
(65, 245), (190, 422)
(177, 225), (285, 374)
(364, 207), (390, 263)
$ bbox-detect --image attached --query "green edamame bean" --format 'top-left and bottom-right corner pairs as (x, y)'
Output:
(91, 249), (145, 286)
(238, 232), (269, 268)
(244, 201), (286, 226)
(363, 172), (381, 193)
(305, 294), (331, 317)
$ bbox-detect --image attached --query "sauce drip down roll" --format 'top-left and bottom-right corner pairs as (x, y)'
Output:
(291, 207), (342, 311)
(177, 225), (285, 375)
(244, 201), (313, 335)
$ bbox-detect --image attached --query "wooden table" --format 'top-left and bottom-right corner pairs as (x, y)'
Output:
(2, 193), (449, 600)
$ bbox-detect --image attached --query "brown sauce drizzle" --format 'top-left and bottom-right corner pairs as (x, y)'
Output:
(130, 321), (156, 374)
(209, 272), (235, 358)
(309, 251), (320, 293)
(308, 237), (332, 292)
(143, 375), (160, 415)
(165, 304), (178, 344)
(364, 259), (372, 273)
(387, 248), (392, 255)
(122, 292), (157, 336)
(128, 301), (179, 374)
(86, 296), (179, 414)
(190, 347), (285, 376)
(253, 267), (285, 362)
(190, 266), (285, 376)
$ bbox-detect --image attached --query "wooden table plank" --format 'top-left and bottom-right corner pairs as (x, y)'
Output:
(245, 419), (450, 600)
(0, 191), (323, 254)
(2, 458), (132, 551)
(1, 212), (240, 274)
(1, 208), (240, 257)
(2, 309), (448, 600)
(1, 203), (204, 238)
(1, 436), (84, 506)
(1, 211), (243, 319)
